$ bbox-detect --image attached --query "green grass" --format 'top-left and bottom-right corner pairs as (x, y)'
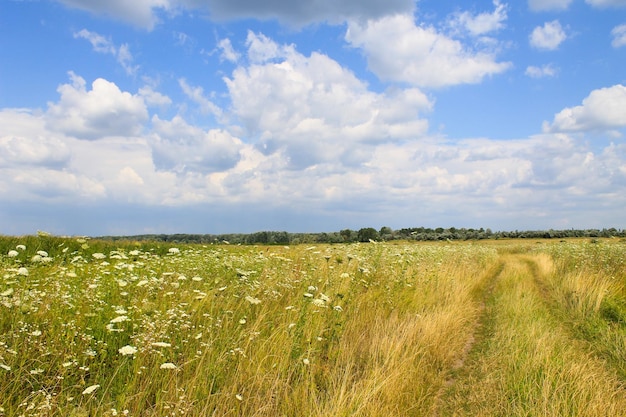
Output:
(0, 236), (625, 416)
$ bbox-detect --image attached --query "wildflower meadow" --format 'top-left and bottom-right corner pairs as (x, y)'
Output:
(0, 235), (625, 416)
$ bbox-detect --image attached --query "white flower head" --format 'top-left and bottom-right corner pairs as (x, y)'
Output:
(159, 362), (177, 369)
(168, 248), (180, 254)
(245, 295), (261, 305)
(312, 298), (327, 308)
(17, 267), (29, 276)
(82, 384), (100, 395)
(92, 253), (106, 260)
(118, 345), (137, 356)
(151, 342), (171, 348)
(110, 316), (129, 324)
(7, 250), (18, 257)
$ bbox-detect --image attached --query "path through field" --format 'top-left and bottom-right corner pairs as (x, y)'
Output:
(433, 253), (626, 416)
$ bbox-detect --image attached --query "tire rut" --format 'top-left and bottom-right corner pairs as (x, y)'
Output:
(429, 260), (505, 417)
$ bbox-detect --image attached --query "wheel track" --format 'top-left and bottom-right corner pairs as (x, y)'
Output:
(429, 260), (505, 417)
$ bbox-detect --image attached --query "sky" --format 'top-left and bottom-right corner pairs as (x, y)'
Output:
(1, 0), (625, 236)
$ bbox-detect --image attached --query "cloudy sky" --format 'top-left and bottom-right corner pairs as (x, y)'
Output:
(1, 0), (625, 236)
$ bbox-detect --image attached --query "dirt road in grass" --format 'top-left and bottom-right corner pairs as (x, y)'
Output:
(433, 253), (626, 417)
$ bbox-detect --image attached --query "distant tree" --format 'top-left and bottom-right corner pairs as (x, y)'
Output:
(357, 227), (379, 242)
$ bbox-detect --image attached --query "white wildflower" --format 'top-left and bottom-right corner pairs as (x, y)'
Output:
(319, 293), (330, 302)
(307, 285), (317, 292)
(136, 280), (149, 287)
(302, 358), (310, 365)
(168, 248), (180, 254)
(0, 364), (10, 371)
(82, 384), (100, 395)
(16, 245), (26, 251)
(31, 330), (42, 336)
(192, 276), (203, 282)
(312, 298), (326, 308)
(333, 305), (344, 312)
(239, 318), (247, 325)
(118, 345), (137, 356)
(30, 368), (44, 375)
(129, 250), (140, 256)
(31, 255), (42, 262)
(151, 342), (171, 348)
(110, 316), (129, 324)
(235, 394), (243, 401)
(1, 288), (13, 297)
(37, 250), (48, 257)
(303, 292), (314, 298)
(17, 267), (29, 276)
(159, 362), (177, 369)
(92, 253), (106, 260)
(7, 250), (18, 257)
(245, 295), (261, 305)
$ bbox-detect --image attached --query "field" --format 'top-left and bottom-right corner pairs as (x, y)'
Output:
(1, 235), (625, 416)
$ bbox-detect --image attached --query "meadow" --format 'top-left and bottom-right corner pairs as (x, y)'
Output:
(0, 235), (625, 416)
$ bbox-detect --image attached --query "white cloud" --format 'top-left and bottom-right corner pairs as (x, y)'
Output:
(138, 86), (172, 107)
(150, 115), (243, 173)
(530, 20), (567, 50)
(218, 38), (240, 63)
(74, 29), (138, 75)
(611, 24), (626, 47)
(525, 64), (558, 78)
(224, 32), (432, 168)
(345, 14), (511, 88)
(528, 0), (573, 12)
(585, 0), (626, 7)
(448, 0), (508, 37)
(543, 84), (626, 133)
(178, 79), (223, 119)
(46, 72), (149, 140)
(0, 109), (71, 169)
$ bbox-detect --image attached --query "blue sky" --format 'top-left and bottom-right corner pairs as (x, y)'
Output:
(1, 0), (625, 236)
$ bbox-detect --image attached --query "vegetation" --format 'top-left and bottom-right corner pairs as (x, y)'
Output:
(97, 226), (626, 245)
(0, 234), (625, 416)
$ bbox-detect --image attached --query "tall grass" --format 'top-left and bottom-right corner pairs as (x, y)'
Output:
(0, 236), (499, 416)
(2, 236), (625, 416)
(440, 253), (626, 416)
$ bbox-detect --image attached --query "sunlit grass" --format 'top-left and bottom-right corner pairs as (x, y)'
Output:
(0, 236), (625, 416)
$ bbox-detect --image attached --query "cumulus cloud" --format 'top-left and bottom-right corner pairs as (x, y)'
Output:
(612, 24), (626, 47)
(345, 14), (511, 88)
(528, 0), (573, 12)
(224, 32), (432, 168)
(150, 115), (243, 173)
(543, 84), (626, 133)
(46, 72), (149, 140)
(447, 0), (508, 37)
(530, 20), (567, 50)
(525, 63), (558, 78)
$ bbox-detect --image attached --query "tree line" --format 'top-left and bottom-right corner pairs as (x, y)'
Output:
(98, 227), (626, 245)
